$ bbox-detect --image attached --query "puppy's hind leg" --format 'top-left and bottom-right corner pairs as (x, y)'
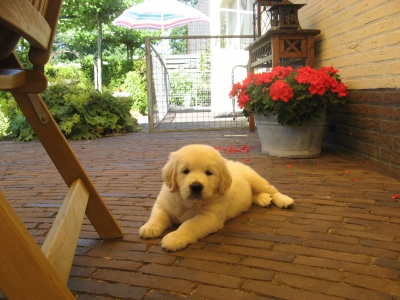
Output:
(139, 206), (172, 239)
(243, 165), (294, 209)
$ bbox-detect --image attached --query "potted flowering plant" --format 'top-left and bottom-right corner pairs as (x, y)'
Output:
(229, 65), (348, 158)
(229, 65), (348, 126)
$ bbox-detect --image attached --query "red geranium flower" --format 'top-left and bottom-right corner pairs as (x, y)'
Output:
(270, 80), (293, 102)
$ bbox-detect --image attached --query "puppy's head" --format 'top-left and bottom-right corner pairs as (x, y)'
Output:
(162, 144), (232, 200)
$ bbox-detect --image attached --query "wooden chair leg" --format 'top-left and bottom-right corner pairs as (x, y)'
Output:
(0, 191), (75, 299)
(11, 91), (123, 239)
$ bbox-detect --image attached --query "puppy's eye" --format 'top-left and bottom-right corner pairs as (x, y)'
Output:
(183, 169), (190, 174)
(205, 170), (212, 176)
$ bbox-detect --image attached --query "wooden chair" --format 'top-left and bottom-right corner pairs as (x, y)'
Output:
(0, 1), (123, 298)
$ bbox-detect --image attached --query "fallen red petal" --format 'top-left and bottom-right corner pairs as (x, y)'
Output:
(352, 178), (358, 181)
(391, 194), (399, 199)
(345, 170), (349, 174)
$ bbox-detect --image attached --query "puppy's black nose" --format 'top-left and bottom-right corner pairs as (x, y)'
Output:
(190, 182), (203, 194)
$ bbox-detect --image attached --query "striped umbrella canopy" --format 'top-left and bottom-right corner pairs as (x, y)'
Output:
(112, 0), (209, 35)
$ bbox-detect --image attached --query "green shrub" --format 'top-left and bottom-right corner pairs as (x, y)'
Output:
(80, 54), (138, 89)
(169, 71), (193, 106)
(122, 70), (148, 115)
(0, 83), (140, 141)
(0, 92), (33, 141)
(0, 111), (7, 139)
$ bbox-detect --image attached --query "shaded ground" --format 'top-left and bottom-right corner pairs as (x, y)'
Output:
(1, 129), (400, 299)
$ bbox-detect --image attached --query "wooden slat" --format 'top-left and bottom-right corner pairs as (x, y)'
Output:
(41, 179), (89, 283)
(279, 52), (308, 58)
(29, 0), (49, 15)
(0, 0), (51, 50)
(0, 191), (75, 299)
(250, 55), (272, 68)
(29, 0), (63, 66)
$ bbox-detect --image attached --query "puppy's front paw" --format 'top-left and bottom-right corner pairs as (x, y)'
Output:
(273, 194), (294, 209)
(161, 232), (189, 251)
(139, 223), (164, 239)
(253, 193), (272, 207)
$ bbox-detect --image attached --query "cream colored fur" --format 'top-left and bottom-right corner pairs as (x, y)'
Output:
(139, 144), (294, 251)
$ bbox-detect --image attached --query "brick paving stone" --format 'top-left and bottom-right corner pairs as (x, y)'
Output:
(220, 229), (303, 244)
(143, 290), (198, 300)
(360, 239), (400, 252)
(1, 129), (400, 299)
(87, 249), (177, 265)
(274, 227), (360, 245)
(176, 257), (275, 281)
(138, 264), (244, 288)
(203, 243), (295, 262)
(149, 246), (242, 264)
(274, 273), (392, 300)
(202, 233), (274, 249)
(329, 227), (394, 242)
(374, 257), (400, 270)
(293, 255), (400, 279)
(241, 257), (344, 282)
(68, 277), (148, 299)
(91, 269), (196, 294)
(303, 238), (399, 259)
(242, 279), (345, 300)
(193, 285), (271, 300)
(272, 244), (372, 264)
(73, 256), (143, 272)
(343, 273), (400, 297)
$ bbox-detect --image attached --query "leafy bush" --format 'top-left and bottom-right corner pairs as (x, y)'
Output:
(45, 63), (86, 84)
(122, 70), (148, 115)
(0, 83), (140, 141)
(80, 54), (138, 89)
(0, 111), (7, 139)
(0, 92), (34, 141)
(169, 71), (193, 106)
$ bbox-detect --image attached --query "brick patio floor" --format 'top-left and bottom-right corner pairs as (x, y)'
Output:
(1, 129), (400, 300)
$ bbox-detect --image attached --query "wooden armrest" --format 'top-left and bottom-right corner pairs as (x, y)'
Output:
(0, 69), (26, 89)
(0, 69), (47, 93)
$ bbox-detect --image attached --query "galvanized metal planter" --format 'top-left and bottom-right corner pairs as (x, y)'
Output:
(254, 113), (327, 158)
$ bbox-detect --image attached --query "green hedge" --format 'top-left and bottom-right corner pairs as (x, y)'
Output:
(0, 83), (140, 141)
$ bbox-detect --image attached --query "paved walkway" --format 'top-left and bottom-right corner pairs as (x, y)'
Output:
(1, 129), (400, 300)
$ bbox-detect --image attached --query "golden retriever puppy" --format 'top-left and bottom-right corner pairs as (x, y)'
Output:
(139, 144), (294, 251)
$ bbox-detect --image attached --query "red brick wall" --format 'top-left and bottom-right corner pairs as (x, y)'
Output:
(326, 90), (400, 176)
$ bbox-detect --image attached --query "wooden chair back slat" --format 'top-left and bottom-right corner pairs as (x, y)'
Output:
(28, 0), (49, 16)
(0, 0), (51, 51)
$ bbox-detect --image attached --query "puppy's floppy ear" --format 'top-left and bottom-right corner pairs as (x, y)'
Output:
(162, 153), (178, 192)
(218, 161), (232, 195)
